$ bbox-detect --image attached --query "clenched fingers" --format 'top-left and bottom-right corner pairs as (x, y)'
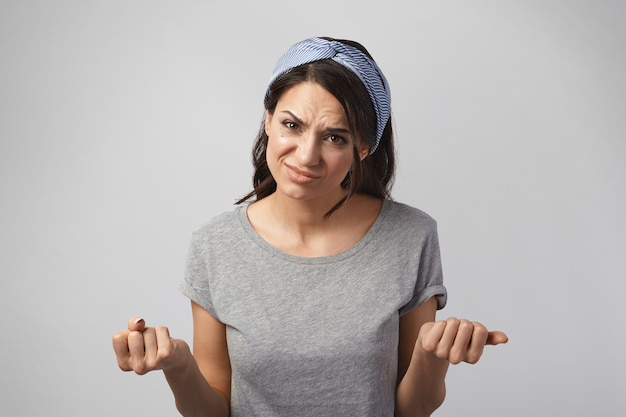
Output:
(128, 327), (150, 374)
(435, 318), (460, 361)
(112, 317), (146, 371)
(464, 321), (488, 364)
(142, 326), (175, 372)
(419, 318), (505, 365)
(112, 329), (133, 371)
(112, 318), (175, 375)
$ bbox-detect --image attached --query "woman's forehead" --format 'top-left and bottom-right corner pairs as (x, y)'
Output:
(276, 82), (348, 125)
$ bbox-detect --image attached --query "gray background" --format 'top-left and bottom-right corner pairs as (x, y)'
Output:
(1, 1), (624, 416)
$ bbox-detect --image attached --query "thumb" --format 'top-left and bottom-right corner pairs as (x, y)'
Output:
(128, 317), (146, 332)
(486, 330), (508, 345)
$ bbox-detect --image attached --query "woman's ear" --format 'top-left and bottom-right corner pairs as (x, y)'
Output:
(358, 145), (371, 161)
(264, 111), (272, 136)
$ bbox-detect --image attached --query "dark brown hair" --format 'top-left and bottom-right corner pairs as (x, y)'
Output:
(237, 37), (395, 216)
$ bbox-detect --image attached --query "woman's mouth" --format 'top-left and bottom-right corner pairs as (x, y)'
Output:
(285, 163), (320, 184)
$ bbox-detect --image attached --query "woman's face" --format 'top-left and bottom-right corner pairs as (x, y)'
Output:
(265, 82), (370, 204)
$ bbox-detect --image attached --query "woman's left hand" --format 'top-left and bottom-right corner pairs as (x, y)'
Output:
(417, 318), (508, 365)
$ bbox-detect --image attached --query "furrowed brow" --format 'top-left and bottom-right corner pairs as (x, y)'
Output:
(326, 127), (351, 136)
(280, 110), (351, 136)
(280, 111), (307, 128)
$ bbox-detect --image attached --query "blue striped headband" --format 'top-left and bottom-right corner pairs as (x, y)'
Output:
(267, 37), (391, 154)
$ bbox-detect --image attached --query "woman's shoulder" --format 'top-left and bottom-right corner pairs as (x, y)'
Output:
(383, 200), (438, 228)
(373, 200), (440, 249)
(190, 206), (247, 240)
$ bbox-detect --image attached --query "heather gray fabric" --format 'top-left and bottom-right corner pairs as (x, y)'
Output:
(179, 199), (447, 416)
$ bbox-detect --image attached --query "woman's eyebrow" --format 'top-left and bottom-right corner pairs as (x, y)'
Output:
(279, 110), (351, 134)
(326, 126), (351, 135)
(280, 110), (307, 127)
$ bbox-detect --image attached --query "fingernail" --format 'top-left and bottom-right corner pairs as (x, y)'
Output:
(134, 318), (144, 324)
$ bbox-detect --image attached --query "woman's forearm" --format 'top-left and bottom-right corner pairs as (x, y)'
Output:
(163, 340), (230, 417)
(395, 347), (449, 417)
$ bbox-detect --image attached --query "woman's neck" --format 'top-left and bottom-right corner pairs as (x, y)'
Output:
(246, 193), (382, 257)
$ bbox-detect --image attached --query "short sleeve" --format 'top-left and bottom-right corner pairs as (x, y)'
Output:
(178, 230), (220, 320)
(398, 221), (447, 316)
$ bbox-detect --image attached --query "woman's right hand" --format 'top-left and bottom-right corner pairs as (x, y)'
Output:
(112, 317), (188, 375)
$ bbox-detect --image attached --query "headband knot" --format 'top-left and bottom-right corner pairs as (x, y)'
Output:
(267, 37), (391, 154)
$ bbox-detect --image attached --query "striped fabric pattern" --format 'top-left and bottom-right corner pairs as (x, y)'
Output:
(267, 37), (391, 154)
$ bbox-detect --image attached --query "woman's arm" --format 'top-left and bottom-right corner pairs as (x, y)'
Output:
(395, 297), (508, 417)
(112, 301), (231, 417)
(395, 297), (447, 417)
(173, 301), (231, 416)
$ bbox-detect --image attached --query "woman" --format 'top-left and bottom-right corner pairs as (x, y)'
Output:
(112, 36), (508, 417)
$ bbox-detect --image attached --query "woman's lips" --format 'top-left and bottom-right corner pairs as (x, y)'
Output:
(285, 163), (320, 184)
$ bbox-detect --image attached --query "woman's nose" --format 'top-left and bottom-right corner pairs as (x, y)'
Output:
(296, 133), (321, 167)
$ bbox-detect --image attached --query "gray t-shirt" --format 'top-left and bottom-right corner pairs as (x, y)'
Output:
(179, 199), (447, 417)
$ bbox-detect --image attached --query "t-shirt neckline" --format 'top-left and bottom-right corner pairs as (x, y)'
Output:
(238, 199), (391, 264)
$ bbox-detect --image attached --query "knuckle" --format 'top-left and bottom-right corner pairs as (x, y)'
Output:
(117, 360), (132, 372)
(129, 356), (149, 375)
(435, 346), (449, 360)
(144, 358), (158, 371)
(449, 347), (462, 364)
(111, 332), (127, 346)
(474, 322), (488, 333)
(422, 340), (436, 352)
(474, 327), (489, 342)
(459, 321), (474, 332)
(127, 331), (141, 342)
(465, 354), (480, 364)
(474, 321), (487, 331)
(159, 348), (173, 362)
(134, 364), (148, 375)
(472, 320), (485, 328)
(448, 353), (461, 365)
(469, 347), (485, 363)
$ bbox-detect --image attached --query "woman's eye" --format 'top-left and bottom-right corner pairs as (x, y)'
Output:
(327, 135), (346, 144)
(283, 121), (297, 129)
